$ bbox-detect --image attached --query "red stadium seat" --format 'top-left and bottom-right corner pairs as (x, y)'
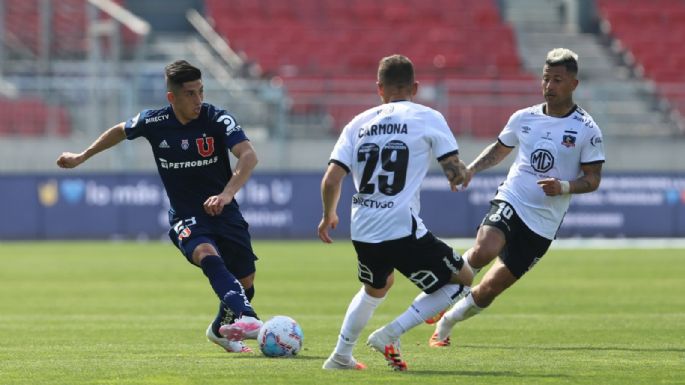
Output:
(599, 0), (685, 119)
(204, 0), (532, 137)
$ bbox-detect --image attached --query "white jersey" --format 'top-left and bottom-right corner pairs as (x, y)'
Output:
(495, 104), (605, 240)
(330, 101), (459, 243)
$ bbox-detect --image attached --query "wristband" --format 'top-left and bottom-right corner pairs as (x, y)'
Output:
(559, 180), (571, 195)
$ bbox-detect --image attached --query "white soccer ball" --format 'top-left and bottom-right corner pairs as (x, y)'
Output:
(257, 315), (304, 357)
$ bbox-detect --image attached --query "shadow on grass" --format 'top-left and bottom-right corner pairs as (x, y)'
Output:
(459, 344), (685, 353)
(408, 369), (571, 378)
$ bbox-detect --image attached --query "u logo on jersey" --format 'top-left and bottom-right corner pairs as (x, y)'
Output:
(196, 135), (215, 157)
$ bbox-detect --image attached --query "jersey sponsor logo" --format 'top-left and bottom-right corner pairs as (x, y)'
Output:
(158, 140), (170, 149)
(159, 156), (219, 169)
(590, 135), (603, 147)
(181, 139), (190, 150)
(522, 125), (531, 134)
(196, 135), (215, 157)
(530, 149), (555, 173)
(352, 194), (395, 209)
(145, 114), (169, 124)
(561, 134), (576, 148)
(358, 123), (408, 138)
(217, 114), (242, 136)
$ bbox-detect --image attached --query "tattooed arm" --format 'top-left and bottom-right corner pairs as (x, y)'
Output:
(538, 162), (603, 196)
(438, 153), (468, 192)
(573, 162), (603, 193)
(460, 141), (513, 188)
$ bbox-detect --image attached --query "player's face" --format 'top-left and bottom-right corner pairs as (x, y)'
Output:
(541, 65), (578, 107)
(169, 79), (204, 124)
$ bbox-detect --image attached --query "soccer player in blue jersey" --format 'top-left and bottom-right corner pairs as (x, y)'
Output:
(56, 60), (263, 353)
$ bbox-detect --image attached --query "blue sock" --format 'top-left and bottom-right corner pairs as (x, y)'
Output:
(200, 255), (254, 326)
(211, 285), (257, 336)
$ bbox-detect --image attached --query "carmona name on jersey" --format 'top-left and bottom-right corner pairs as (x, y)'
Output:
(358, 123), (408, 138)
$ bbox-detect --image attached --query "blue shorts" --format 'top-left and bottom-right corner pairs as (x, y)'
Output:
(168, 213), (258, 279)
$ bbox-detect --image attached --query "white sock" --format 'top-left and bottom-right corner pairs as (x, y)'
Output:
(385, 284), (467, 339)
(442, 292), (482, 324)
(464, 250), (482, 276)
(333, 287), (385, 357)
(435, 292), (483, 340)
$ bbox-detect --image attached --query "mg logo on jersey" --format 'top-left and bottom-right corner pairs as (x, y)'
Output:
(530, 149), (554, 173)
(196, 135), (215, 157)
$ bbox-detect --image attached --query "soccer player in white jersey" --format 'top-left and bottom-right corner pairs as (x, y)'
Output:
(318, 54), (474, 371)
(429, 48), (605, 347)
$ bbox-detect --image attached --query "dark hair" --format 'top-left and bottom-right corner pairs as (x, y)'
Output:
(378, 54), (415, 89)
(165, 60), (202, 91)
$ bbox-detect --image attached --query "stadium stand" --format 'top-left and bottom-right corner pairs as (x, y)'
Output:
(0, 0), (137, 137)
(597, 0), (685, 127)
(3, 0), (135, 59)
(204, 0), (536, 137)
(0, 97), (71, 137)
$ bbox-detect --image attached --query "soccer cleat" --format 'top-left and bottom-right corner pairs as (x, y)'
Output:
(206, 324), (253, 353)
(429, 331), (450, 347)
(432, 315), (457, 346)
(425, 308), (447, 325)
(322, 354), (367, 370)
(366, 328), (408, 371)
(219, 315), (263, 341)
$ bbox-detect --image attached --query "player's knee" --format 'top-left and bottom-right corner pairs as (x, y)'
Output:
(469, 244), (498, 268)
(191, 243), (219, 264)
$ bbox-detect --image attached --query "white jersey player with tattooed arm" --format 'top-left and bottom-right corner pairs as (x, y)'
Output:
(429, 48), (605, 347)
(318, 54), (473, 371)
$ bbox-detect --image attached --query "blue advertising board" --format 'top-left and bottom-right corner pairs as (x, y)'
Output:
(2, 172), (685, 240)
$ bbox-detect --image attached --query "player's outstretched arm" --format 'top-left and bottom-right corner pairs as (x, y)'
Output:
(204, 140), (258, 216)
(438, 154), (468, 191)
(318, 163), (346, 243)
(467, 141), (513, 176)
(56, 123), (126, 169)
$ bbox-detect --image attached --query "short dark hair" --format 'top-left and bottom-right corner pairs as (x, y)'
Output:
(545, 48), (579, 75)
(377, 54), (415, 89)
(165, 60), (202, 91)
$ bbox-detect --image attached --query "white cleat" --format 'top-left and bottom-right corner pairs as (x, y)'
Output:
(206, 324), (252, 353)
(322, 353), (367, 370)
(366, 328), (407, 371)
(219, 315), (263, 341)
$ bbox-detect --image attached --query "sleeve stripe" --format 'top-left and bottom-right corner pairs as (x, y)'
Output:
(581, 159), (605, 165)
(437, 149), (459, 162)
(329, 159), (351, 173)
(498, 138), (515, 148)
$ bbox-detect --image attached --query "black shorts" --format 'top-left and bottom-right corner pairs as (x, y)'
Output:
(481, 199), (551, 278)
(168, 214), (258, 279)
(352, 231), (464, 294)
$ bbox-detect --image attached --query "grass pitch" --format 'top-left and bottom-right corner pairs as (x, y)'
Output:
(0, 240), (683, 385)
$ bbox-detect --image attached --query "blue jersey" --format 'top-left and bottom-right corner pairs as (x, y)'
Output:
(124, 103), (248, 221)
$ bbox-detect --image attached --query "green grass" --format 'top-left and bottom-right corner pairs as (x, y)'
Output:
(1, 241), (684, 385)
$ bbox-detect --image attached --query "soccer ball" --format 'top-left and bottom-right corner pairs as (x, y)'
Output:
(257, 315), (304, 357)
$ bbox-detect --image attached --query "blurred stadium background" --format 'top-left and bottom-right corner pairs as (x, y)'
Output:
(1, 0), (684, 239)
